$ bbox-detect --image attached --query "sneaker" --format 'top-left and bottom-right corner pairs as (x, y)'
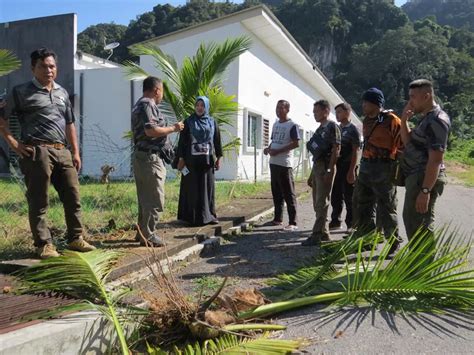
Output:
(208, 219), (219, 225)
(140, 234), (165, 247)
(68, 237), (96, 252)
(283, 224), (298, 231)
(36, 244), (60, 259)
(271, 220), (283, 226)
(329, 221), (342, 230)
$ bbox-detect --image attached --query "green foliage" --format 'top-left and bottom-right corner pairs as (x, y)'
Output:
(0, 49), (21, 77)
(445, 139), (474, 165)
(16, 250), (133, 354)
(77, 23), (127, 62)
(403, 0), (474, 31)
(239, 228), (474, 319)
(154, 332), (307, 354)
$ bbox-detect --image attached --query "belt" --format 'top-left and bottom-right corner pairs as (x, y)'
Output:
(27, 140), (65, 149)
(361, 157), (391, 163)
(136, 147), (160, 154)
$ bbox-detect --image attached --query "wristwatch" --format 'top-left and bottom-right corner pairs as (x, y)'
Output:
(326, 168), (332, 174)
(421, 187), (431, 194)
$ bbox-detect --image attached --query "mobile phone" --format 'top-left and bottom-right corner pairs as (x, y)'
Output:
(181, 166), (190, 176)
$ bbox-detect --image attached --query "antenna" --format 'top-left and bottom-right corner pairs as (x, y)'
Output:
(103, 42), (120, 61)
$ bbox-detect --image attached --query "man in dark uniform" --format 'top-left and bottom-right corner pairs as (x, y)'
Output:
(132, 76), (184, 246)
(329, 103), (361, 232)
(0, 48), (95, 258)
(302, 100), (341, 246)
(352, 88), (403, 254)
(400, 79), (450, 240)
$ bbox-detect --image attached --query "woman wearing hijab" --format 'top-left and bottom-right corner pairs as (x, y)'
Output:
(176, 96), (223, 226)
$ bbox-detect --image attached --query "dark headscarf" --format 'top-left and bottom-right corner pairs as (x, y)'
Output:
(189, 96), (214, 144)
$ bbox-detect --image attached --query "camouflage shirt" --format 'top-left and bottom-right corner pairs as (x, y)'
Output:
(312, 120), (341, 163)
(131, 97), (167, 151)
(4, 78), (75, 144)
(401, 105), (451, 176)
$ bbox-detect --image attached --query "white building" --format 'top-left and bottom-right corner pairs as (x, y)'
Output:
(136, 5), (360, 181)
(73, 52), (135, 178)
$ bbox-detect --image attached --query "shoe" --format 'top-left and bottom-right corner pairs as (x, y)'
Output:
(68, 237), (96, 252)
(271, 220), (283, 226)
(329, 221), (342, 230)
(36, 244), (60, 259)
(283, 224), (298, 231)
(208, 219), (219, 225)
(320, 233), (331, 242)
(140, 234), (165, 247)
(302, 237), (320, 246)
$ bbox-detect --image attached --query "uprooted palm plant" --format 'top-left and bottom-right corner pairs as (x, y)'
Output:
(123, 36), (252, 152)
(239, 227), (474, 320)
(136, 245), (307, 353)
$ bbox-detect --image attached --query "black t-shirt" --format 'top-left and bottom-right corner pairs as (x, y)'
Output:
(338, 122), (361, 164)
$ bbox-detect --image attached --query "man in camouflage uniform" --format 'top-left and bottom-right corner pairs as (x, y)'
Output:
(353, 88), (402, 254)
(302, 100), (341, 246)
(0, 48), (95, 258)
(400, 79), (450, 240)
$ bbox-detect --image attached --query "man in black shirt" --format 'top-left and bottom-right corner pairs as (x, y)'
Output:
(329, 103), (361, 232)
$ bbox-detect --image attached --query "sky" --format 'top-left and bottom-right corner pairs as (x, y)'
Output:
(0, 0), (408, 33)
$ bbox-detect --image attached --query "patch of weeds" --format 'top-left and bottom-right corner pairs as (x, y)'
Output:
(193, 275), (224, 298)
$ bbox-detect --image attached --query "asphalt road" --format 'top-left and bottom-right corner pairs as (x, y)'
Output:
(175, 182), (474, 354)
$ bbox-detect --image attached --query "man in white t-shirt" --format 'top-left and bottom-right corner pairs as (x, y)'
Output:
(264, 100), (301, 231)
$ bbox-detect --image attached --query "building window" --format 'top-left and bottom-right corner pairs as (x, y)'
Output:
(246, 112), (262, 149)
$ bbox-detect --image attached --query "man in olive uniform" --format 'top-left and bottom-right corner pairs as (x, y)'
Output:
(0, 48), (95, 258)
(132, 76), (184, 247)
(400, 79), (450, 240)
(353, 88), (402, 254)
(302, 100), (341, 246)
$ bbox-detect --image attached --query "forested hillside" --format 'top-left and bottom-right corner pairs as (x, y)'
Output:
(78, 0), (474, 141)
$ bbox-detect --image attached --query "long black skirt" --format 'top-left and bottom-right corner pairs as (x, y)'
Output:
(177, 166), (217, 226)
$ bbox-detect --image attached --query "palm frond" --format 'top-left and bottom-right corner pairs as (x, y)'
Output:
(0, 49), (21, 77)
(168, 332), (307, 355)
(122, 60), (150, 81)
(239, 227), (474, 320)
(16, 250), (131, 355)
(270, 232), (382, 300)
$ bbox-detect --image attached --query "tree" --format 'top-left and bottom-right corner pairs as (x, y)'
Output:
(77, 23), (127, 62)
(123, 36), (252, 151)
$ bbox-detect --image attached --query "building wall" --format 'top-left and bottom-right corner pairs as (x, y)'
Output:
(74, 68), (133, 178)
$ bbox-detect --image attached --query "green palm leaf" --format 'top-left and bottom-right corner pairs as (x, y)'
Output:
(159, 332), (307, 355)
(16, 250), (131, 355)
(0, 49), (21, 77)
(239, 228), (474, 320)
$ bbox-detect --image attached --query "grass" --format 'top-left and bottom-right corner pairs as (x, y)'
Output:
(445, 138), (474, 186)
(0, 177), (270, 259)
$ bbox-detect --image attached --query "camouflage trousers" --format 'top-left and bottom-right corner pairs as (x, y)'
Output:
(353, 159), (398, 238)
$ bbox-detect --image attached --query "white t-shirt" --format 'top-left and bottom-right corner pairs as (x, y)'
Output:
(269, 119), (300, 168)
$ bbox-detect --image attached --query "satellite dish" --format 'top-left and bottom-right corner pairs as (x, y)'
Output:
(104, 42), (120, 50)
(103, 42), (120, 61)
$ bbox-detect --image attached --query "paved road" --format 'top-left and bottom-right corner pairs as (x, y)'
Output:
(175, 183), (474, 354)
